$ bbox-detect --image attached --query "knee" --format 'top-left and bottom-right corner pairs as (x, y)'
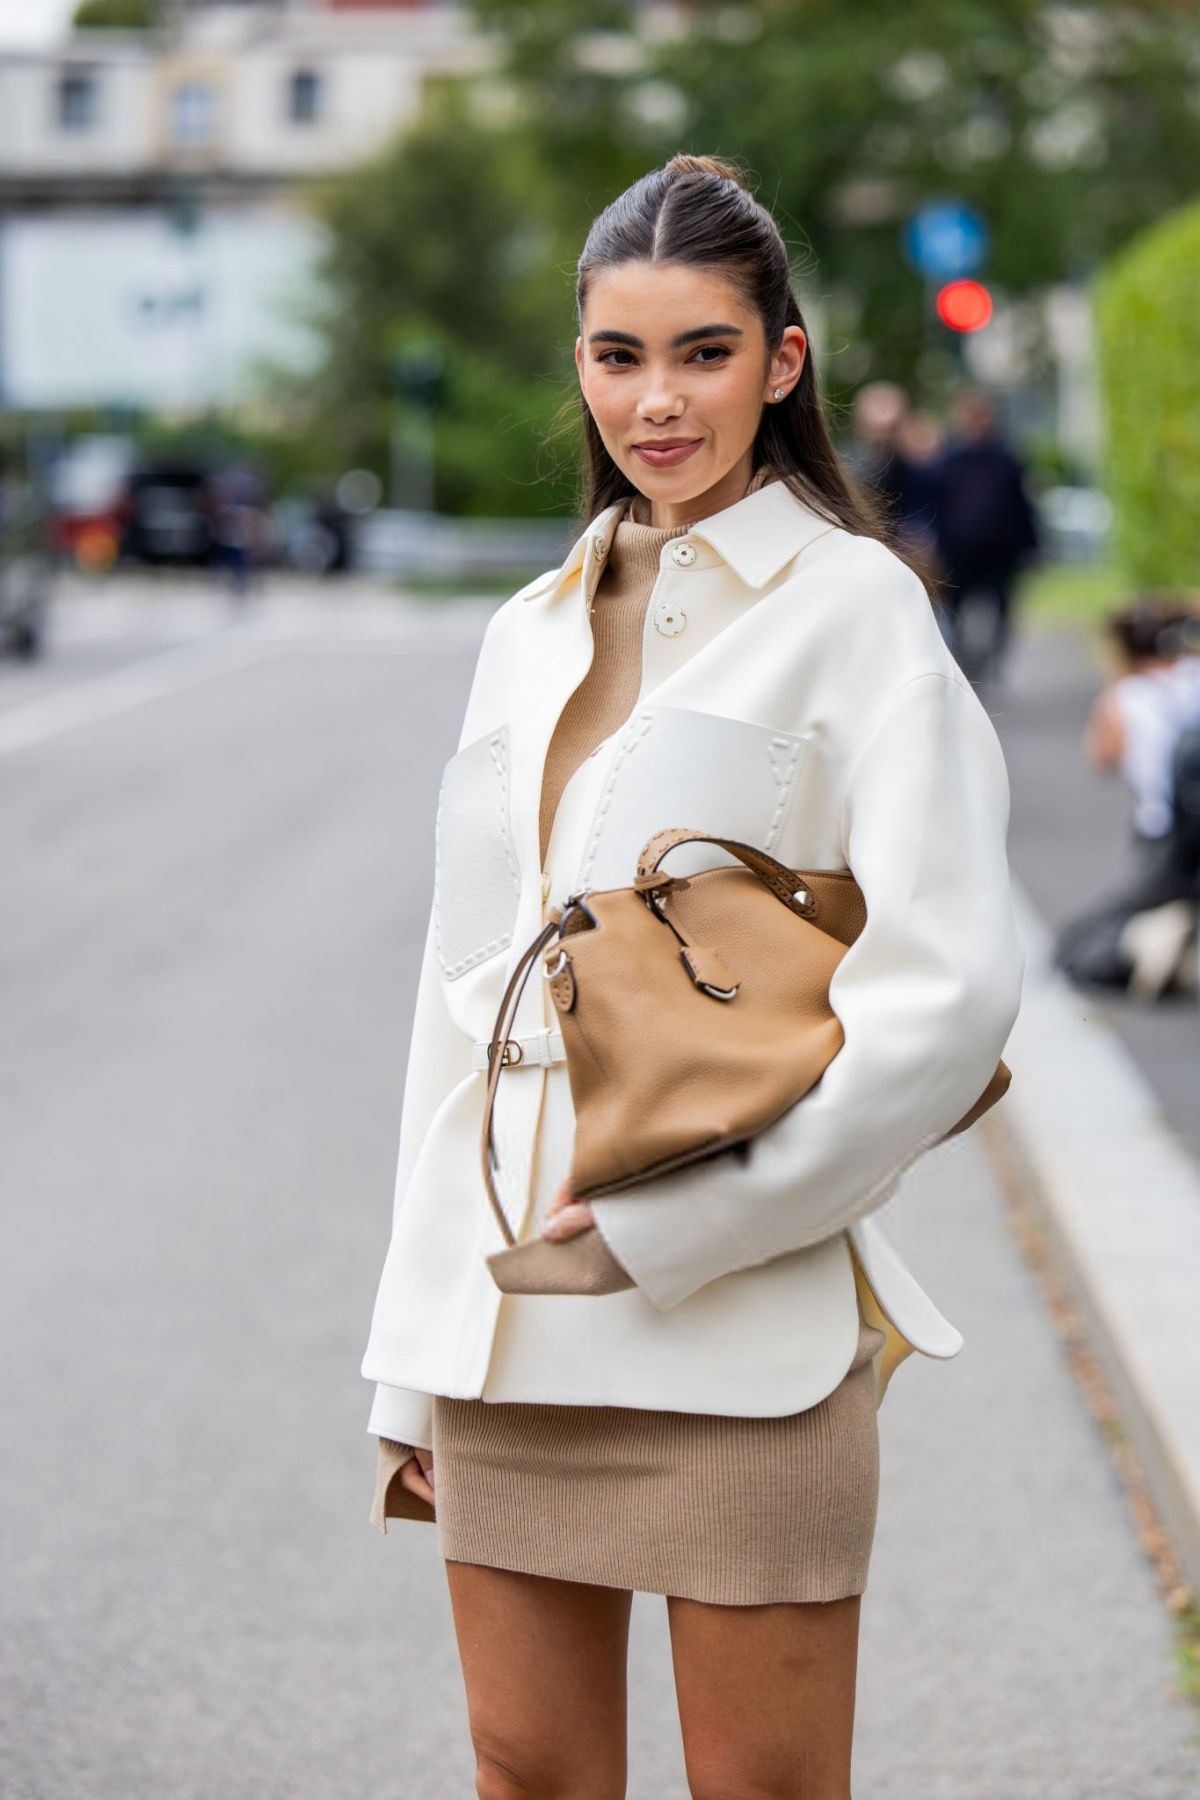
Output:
(473, 1739), (625, 1800)
(474, 1746), (540, 1800)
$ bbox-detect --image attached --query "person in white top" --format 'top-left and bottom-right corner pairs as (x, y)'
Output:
(1056, 601), (1200, 995)
(1086, 603), (1200, 840)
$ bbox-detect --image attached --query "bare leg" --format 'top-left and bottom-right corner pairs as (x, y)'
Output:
(444, 1558), (634, 1800)
(666, 1590), (862, 1799)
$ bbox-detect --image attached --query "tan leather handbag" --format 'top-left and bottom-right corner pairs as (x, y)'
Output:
(481, 827), (1011, 1296)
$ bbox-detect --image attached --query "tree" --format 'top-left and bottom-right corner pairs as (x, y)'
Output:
(294, 85), (592, 515)
(297, 1), (1200, 513)
(72, 0), (155, 26)
(470, 0), (1200, 404)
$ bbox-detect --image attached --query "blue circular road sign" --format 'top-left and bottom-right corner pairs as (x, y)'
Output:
(903, 201), (989, 281)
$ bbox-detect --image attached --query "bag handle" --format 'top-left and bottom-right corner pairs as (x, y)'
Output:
(636, 827), (818, 917)
(479, 915), (560, 1247)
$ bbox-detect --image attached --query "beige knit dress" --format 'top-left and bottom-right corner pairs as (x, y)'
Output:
(370, 484), (889, 1605)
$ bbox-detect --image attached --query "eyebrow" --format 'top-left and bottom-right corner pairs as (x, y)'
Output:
(586, 323), (744, 349)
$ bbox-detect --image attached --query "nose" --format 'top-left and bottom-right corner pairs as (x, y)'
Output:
(636, 372), (685, 425)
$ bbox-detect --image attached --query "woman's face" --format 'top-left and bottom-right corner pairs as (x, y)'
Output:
(575, 261), (806, 527)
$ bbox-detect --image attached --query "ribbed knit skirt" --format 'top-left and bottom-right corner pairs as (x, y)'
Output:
(429, 1298), (888, 1607)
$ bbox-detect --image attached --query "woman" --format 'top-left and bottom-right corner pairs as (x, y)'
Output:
(361, 154), (1024, 1797)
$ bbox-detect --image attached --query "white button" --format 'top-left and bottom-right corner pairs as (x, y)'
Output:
(670, 540), (697, 567)
(653, 599), (687, 636)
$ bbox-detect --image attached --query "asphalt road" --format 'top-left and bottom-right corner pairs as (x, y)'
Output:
(1, 579), (1196, 1798)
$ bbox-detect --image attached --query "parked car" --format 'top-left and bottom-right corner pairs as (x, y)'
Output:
(120, 462), (215, 565)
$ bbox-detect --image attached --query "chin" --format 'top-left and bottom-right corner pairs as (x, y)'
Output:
(624, 463), (714, 501)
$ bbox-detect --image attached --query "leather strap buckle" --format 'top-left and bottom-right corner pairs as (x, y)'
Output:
(471, 1028), (567, 1074)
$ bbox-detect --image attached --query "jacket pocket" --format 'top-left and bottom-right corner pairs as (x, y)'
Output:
(574, 704), (812, 889)
(434, 723), (522, 979)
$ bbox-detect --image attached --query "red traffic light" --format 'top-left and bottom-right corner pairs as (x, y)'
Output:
(935, 278), (993, 332)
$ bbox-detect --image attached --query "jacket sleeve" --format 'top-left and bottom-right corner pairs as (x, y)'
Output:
(363, 898), (465, 1447)
(362, 604), (517, 1444)
(589, 670), (1026, 1311)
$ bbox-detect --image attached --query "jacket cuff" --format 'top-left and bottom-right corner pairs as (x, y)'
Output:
(590, 1165), (757, 1310)
(366, 1381), (434, 1449)
(369, 1436), (435, 1534)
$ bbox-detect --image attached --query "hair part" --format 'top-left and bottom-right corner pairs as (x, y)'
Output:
(565, 151), (911, 575)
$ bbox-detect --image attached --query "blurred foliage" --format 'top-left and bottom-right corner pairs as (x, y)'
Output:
(1017, 556), (1128, 626)
(1094, 200), (1200, 587)
(295, 0), (1200, 514)
(469, 0), (1200, 397)
(72, 0), (154, 26)
(287, 86), (586, 517)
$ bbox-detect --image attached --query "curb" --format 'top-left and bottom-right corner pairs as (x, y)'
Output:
(989, 879), (1200, 1596)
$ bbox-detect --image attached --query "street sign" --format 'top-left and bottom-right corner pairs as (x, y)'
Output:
(904, 201), (989, 281)
(935, 279), (993, 332)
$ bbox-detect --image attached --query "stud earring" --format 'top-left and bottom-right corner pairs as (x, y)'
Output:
(773, 387), (785, 400)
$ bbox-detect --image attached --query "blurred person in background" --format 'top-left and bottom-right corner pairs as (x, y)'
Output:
(843, 378), (910, 524)
(845, 384), (942, 584)
(1054, 599), (1200, 999)
(204, 459), (271, 597)
(931, 387), (1040, 686)
(892, 407), (944, 579)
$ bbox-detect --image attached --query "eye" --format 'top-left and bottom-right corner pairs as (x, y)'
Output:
(691, 345), (732, 365)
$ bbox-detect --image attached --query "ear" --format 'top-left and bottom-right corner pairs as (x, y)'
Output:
(767, 325), (807, 400)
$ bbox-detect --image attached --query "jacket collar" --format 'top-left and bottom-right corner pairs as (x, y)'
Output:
(524, 477), (839, 603)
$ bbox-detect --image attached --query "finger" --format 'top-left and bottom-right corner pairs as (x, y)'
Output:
(401, 1460), (435, 1507)
(545, 1178), (574, 1218)
(542, 1201), (595, 1240)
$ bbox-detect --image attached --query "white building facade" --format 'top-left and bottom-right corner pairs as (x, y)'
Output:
(0, 0), (495, 410)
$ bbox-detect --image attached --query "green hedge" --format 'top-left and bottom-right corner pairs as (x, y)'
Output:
(1094, 202), (1200, 587)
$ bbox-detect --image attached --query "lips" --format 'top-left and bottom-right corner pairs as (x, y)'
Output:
(633, 438), (703, 467)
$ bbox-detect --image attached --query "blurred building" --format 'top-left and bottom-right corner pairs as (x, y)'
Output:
(0, 0), (494, 411)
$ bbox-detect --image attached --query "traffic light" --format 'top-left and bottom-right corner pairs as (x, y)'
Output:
(934, 279), (993, 333)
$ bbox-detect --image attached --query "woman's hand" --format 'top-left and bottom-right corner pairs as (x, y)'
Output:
(541, 1177), (596, 1241)
(398, 1448), (436, 1509)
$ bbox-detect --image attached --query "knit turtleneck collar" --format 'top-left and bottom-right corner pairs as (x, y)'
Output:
(603, 497), (692, 589)
(600, 467), (777, 591)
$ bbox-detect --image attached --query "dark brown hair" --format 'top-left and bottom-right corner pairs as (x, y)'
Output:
(1107, 597), (1196, 664)
(571, 152), (896, 558)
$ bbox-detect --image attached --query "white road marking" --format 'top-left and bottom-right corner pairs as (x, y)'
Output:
(0, 629), (272, 758)
(0, 615), (488, 758)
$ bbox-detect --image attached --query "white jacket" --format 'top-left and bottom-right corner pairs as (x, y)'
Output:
(361, 476), (1025, 1450)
